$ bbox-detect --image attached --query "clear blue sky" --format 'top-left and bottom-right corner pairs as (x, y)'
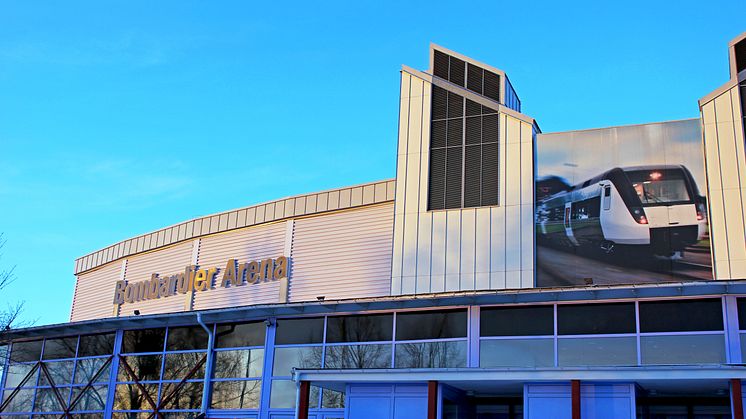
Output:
(0, 1), (743, 326)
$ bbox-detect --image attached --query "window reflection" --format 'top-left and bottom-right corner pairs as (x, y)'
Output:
(213, 349), (263, 378)
(117, 355), (162, 381)
(121, 329), (166, 354)
(42, 336), (78, 360)
(326, 314), (393, 343)
(272, 347), (322, 376)
(39, 360), (74, 386)
(33, 387), (66, 412)
(2, 388), (35, 412)
(480, 339), (554, 368)
(324, 345), (391, 369)
(113, 383), (158, 410)
(395, 310), (467, 340)
(394, 341), (466, 368)
(74, 358), (111, 384)
(275, 318), (324, 345)
(11, 340), (43, 362)
(215, 322), (266, 348)
(210, 380), (261, 409)
(4, 362), (39, 388)
(160, 381), (202, 410)
(166, 327), (208, 351)
(71, 385), (108, 411)
(78, 333), (115, 357)
(163, 352), (206, 380)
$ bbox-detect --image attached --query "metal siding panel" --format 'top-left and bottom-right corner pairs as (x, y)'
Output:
(305, 194), (318, 214)
(374, 182), (387, 203)
(419, 82), (432, 213)
(506, 142), (522, 207)
(521, 203), (535, 274)
(317, 192), (329, 212)
(362, 185), (375, 205)
(192, 222), (286, 310)
(351, 187), (363, 207)
(416, 213), (432, 293)
(398, 73), (412, 156)
(157, 230), (165, 247)
(386, 180), (396, 201)
(490, 206), (506, 283)
(499, 113), (508, 206)
(520, 125), (534, 206)
(715, 93), (740, 190)
(246, 207), (257, 225)
(407, 78), (424, 160)
(123, 241), (194, 316)
(70, 261), (124, 321)
(405, 153), (421, 214)
(460, 209), (476, 290)
(401, 212), (419, 278)
(228, 211), (238, 230)
(328, 190), (340, 211)
(391, 204), (405, 291)
(283, 198), (294, 218)
(295, 197), (306, 216)
(178, 224), (187, 241)
(505, 205), (521, 272)
(339, 188), (352, 208)
(255, 205), (266, 224)
(724, 188), (746, 263)
(395, 154), (408, 215)
(475, 208), (490, 279)
(428, 212), (445, 293)
(445, 210), (461, 276)
(274, 200), (285, 220)
(289, 203), (393, 302)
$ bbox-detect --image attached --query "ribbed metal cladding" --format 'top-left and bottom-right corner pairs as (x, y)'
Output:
(464, 145), (482, 207)
(467, 63), (484, 95)
(466, 98), (481, 117)
(465, 116), (481, 145)
(432, 86), (448, 119)
(447, 91), (463, 118)
(431, 120), (447, 148)
(446, 119), (463, 147)
(484, 70), (500, 102)
(481, 142), (499, 206)
(428, 148), (446, 210)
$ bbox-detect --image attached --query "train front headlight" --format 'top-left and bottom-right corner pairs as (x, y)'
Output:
(631, 207), (648, 224)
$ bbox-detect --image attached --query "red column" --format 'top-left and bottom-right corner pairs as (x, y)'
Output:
(427, 380), (438, 419)
(571, 380), (581, 419)
(298, 381), (311, 419)
(733, 379), (744, 419)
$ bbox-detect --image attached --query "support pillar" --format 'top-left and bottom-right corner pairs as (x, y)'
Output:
(733, 379), (744, 419)
(571, 380), (581, 419)
(298, 381), (311, 419)
(427, 380), (438, 419)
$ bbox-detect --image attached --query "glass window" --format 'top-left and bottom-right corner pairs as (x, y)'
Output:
(480, 306), (553, 336)
(738, 298), (746, 330)
(11, 340), (43, 362)
(275, 318), (324, 345)
(557, 303), (635, 335)
(39, 360), (74, 386)
(394, 341), (467, 368)
(322, 388), (345, 408)
(213, 349), (264, 378)
(33, 387), (65, 412)
(4, 362), (39, 388)
(117, 355), (162, 381)
(269, 380), (299, 408)
(326, 314), (393, 343)
(324, 345), (391, 369)
(122, 329), (166, 353)
(625, 169), (691, 205)
(71, 385), (108, 411)
(479, 339), (554, 368)
(113, 383), (158, 410)
(639, 299), (723, 332)
(0, 344), (7, 382)
(210, 380), (261, 409)
(42, 336), (78, 359)
(558, 337), (637, 366)
(160, 381), (202, 410)
(78, 333), (115, 357)
(166, 326), (208, 351)
(395, 310), (467, 341)
(640, 335), (726, 364)
(272, 347), (322, 376)
(163, 352), (206, 380)
(215, 322), (266, 348)
(2, 388), (35, 412)
(75, 358), (111, 384)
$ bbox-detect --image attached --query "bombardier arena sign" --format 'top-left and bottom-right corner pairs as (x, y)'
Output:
(112, 256), (289, 305)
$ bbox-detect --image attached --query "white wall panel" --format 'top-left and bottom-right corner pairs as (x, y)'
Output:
(289, 203), (393, 302)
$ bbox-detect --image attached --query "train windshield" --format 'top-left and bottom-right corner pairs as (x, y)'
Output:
(625, 169), (691, 205)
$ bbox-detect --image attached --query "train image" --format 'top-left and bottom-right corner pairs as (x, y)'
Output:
(536, 165), (707, 257)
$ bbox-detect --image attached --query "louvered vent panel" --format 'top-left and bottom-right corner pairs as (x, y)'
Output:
(467, 63), (483, 94)
(483, 105), (498, 115)
(431, 120), (447, 148)
(447, 92), (463, 119)
(482, 114), (499, 143)
(428, 149), (447, 210)
(465, 116), (481, 145)
(449, 56), (466, 87)
(433, 50), (450, 80)
(446, 119), (463, 147)
(466, 99), (481, 117)
(445, 147), (463, 209)
(482, 143), (499, 206)
(484, 70), (500, 102)
(464, 145), (482, 207)
(432, 86), (448, 120)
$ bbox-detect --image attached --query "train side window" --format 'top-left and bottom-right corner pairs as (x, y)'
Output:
(604, 186), (611, 197)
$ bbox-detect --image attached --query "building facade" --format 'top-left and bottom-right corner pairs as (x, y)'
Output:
(1, 32), (746, 419)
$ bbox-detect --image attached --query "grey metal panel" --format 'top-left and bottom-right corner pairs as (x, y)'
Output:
(245, 207), (256, 226)
(351, 186), (363, 207)
(316, 192), (329, 212)
(294, 197), (306, 216)
(490, 206), (506, 286)
(70, 262), (123, 322)
(401, 213), (418, 278)
(274, 200), (285, 220)
(374, 182), (387, 203)
(200, 218), (210, 235)
(475, 208), (490, 283)
(208, 216), (219, 234)
(328, 190), (340, 211)
(416, 213), (433, 293)
(228, 211), (238, 230)
(283, 198), (294, 218)
(386, 180), (396, 201)
(504, 205), (521, 272)
(305, 194), (317, 214)
(445, 210), (461, 276)
(236, 209), (248, 228)
(157, 230), (165, 247)
(339, 188), (352, 208)
(178, 223), (187, 241)
(255, 204), (266, 224)
(430, 211), (447, 293)
(265, 202), (276, 222)
(362, 184), (375, 205)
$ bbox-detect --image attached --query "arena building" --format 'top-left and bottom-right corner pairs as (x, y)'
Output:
(1, 32), (746, 419)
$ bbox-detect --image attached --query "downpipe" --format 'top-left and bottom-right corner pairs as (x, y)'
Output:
(196, 313), (214, 417)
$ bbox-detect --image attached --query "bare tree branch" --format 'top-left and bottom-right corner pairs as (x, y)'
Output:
(0, 233), (32, 330)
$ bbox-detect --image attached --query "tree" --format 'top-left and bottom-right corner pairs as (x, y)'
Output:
(0, 233), (28, 330)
